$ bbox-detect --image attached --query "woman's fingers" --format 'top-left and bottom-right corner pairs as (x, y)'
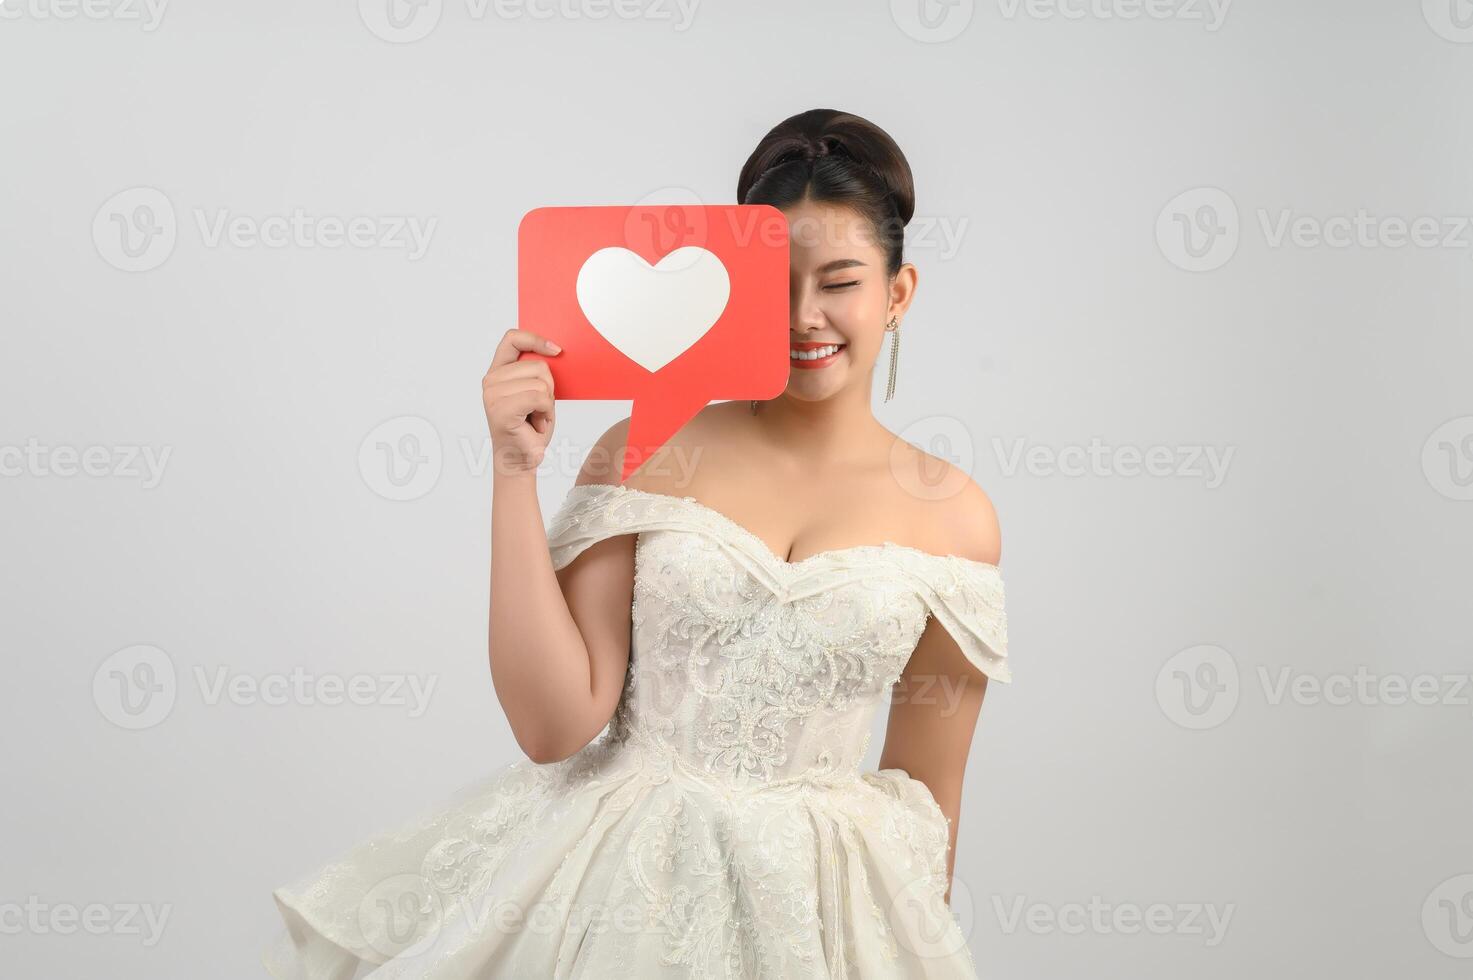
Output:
(483, 356), (555, 395)
(488, 329), (562, 371)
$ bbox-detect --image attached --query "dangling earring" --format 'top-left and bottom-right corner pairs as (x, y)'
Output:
(883, 315), (900, 402)
(756, 317), (901, 409)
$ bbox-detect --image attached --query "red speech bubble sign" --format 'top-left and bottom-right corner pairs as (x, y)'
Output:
(518, 205), (790, 482)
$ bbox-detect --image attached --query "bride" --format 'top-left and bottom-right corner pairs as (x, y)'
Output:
(264, 107), (1011, 979)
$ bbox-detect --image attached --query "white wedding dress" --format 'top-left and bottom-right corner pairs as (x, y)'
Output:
(263, 482), (1010, 979)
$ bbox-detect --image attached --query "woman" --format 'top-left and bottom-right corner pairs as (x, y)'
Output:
(264, 108), (1010, 979)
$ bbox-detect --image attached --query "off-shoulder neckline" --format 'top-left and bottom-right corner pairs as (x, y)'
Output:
(566, 482), (1002, 575)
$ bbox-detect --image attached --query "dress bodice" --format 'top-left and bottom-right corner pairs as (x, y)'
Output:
(546, 483), (1010, 790)
(264, 481), (1012, 978)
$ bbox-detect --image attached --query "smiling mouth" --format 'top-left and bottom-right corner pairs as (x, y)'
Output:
(789, 342), (846, 363)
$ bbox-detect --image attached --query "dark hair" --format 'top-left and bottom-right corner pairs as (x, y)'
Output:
(736, 108), (915, 277)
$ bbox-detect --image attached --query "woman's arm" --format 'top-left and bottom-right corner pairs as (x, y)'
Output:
(877, 476), (1002, 904)
(488, 457), (632, 764)
(483, 329), (635, 763)
(879, 631), (991, 904)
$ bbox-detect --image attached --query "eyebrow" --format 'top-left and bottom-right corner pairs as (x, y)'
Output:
(816, 259), (868, 273)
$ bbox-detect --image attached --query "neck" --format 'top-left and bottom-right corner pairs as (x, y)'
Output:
(752, 380), (883, 463)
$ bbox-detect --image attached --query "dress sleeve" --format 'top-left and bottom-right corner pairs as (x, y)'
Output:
(904, 554), (1011, 683)
(543, 483), (698, 572)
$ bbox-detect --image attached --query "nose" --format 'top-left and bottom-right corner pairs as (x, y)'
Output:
(790, 282), (825, 334)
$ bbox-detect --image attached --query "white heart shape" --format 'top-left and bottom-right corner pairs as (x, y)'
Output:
(575, 246), (731, 373)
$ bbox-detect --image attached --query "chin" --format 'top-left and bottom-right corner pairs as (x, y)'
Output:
(784, 380), (845, 403)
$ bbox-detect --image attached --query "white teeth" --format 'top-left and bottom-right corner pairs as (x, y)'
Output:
(790, 344), (843, 360)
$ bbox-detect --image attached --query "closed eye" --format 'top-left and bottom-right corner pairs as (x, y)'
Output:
(823, 281), (861, 291)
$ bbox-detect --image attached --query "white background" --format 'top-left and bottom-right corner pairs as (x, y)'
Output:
(2, 1), (1471, 977)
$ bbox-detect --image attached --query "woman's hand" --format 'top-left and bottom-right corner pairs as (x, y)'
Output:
(482, 329), (562, 477)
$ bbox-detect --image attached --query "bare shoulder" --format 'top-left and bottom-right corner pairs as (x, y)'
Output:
(893, 440), (1003, 567)
(572, 416), (631, 488)
(942, 472), (1003, 567)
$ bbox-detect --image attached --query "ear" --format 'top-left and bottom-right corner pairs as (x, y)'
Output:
(887, 262), (919, 319)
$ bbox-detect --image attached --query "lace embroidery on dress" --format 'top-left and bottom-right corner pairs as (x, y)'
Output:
(263, 480), (1012, 980)
(548, 482), (1009, 684)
